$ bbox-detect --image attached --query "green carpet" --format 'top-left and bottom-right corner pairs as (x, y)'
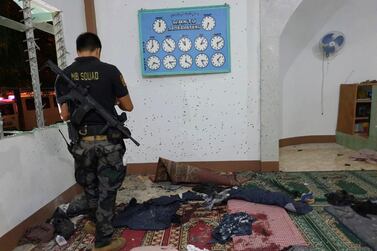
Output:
(242, 170), (377, 251)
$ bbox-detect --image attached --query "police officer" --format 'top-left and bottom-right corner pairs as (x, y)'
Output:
(55, 32), (133, 251)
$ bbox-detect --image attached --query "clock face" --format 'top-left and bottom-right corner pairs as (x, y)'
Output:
(163, 55), (177, 70)
(179, 54), (193, 69)
(153, 19), (167, 34)
(162, 38), (176, 53)
(145, 39), (160, 54)
(202, 16), (216, 31)
(211, 53), (225, 67)
(195, 53), (209, 68)
(194, 36), (208, 51)
(211, 35), (225, 50)
(147, 56), (161, 70)
(178, 37), (192, 52)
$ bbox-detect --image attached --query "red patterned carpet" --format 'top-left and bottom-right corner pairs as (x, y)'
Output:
(30, 203), (230, 251)
(122, 203), (232, 251)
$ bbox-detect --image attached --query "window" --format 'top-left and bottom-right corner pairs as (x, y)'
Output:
(25, 97), (51, 110)
(0, 104), (15, 115)
(25, 98), (35, 110)
(42, 96), (50, 109)
(52, 95), (58, 107)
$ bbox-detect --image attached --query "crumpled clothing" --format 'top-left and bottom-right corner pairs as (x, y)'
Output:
(325, 206), (377, 251)
(66, 193), (90, 218)
(351, 200), (377, 217)
(325, 190), (377, 218)
(325, 190), (357, 206)
(113, 192), (198, 230)
(203, 188), (232, 210)
(212, 212), (254, 244)
(204, 187), (313, 214)
(24, 223), (55, 243)
(49, 208), (75, 240)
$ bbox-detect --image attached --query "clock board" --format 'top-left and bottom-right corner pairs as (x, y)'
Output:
(138, 5), (231, 77)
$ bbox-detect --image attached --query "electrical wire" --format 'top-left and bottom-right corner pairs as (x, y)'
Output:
(321, 51), (325, 115)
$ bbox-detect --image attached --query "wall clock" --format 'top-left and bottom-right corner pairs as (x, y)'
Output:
(139, 4), (231, 76)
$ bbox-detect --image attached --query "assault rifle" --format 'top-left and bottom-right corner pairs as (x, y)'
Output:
(43, 60), (140, 146)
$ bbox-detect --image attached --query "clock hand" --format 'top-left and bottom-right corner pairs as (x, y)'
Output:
(207, 22), (210, 28)
(169, 61), (174, 64)
(217, 57), (221, 63)
(158, 21), (161, 28)
(167, 41), (172, 48)
(200, 39), (204, 45)
(201, 59), (206, 64)
(183, 40), (186, 46)
(217, 40), (221, 46)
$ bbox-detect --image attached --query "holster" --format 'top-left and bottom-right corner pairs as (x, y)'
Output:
(67, 122), (79, 144)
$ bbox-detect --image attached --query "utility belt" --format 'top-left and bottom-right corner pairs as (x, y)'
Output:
(67, 123), (125, 167)
(76, 124), (122, 142)
(81, 135), (108, 141)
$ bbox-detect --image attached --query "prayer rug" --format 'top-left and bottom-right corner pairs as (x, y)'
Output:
(228, 200), (307, 251)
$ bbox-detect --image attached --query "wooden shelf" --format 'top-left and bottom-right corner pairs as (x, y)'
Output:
(337, 83), (377, 136)
(354, 132), (369, 138)
(357, 99), (372, 103)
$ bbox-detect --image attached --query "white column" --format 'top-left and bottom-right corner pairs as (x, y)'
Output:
(22, 0), (45, 128)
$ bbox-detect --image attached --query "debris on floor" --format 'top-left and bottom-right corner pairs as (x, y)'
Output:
(212, 212), (254, 244)
(13, 170), (377, 251)
(24, 223), (54, 243)
(116, 175), (192, 204)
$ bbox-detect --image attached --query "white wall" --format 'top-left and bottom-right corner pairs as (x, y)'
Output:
(94, 0), (261, 163)
(44, 0), (87, 64)
(281, 0), (377, 138)
(279, 0), (344, 80)
(0, 125), (75, 237)
(259, 0), (302, 161)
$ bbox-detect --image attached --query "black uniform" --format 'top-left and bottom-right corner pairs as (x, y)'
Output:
(55, 56), (129, 248)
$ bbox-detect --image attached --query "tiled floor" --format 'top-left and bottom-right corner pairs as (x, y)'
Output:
(280, 143), (377, 172)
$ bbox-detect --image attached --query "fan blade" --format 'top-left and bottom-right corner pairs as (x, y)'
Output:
(322, 33), (334, 44)
(334, 36), (345, 47)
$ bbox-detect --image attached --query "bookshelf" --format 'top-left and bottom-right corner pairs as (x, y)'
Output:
(336, 83), (377, 150)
